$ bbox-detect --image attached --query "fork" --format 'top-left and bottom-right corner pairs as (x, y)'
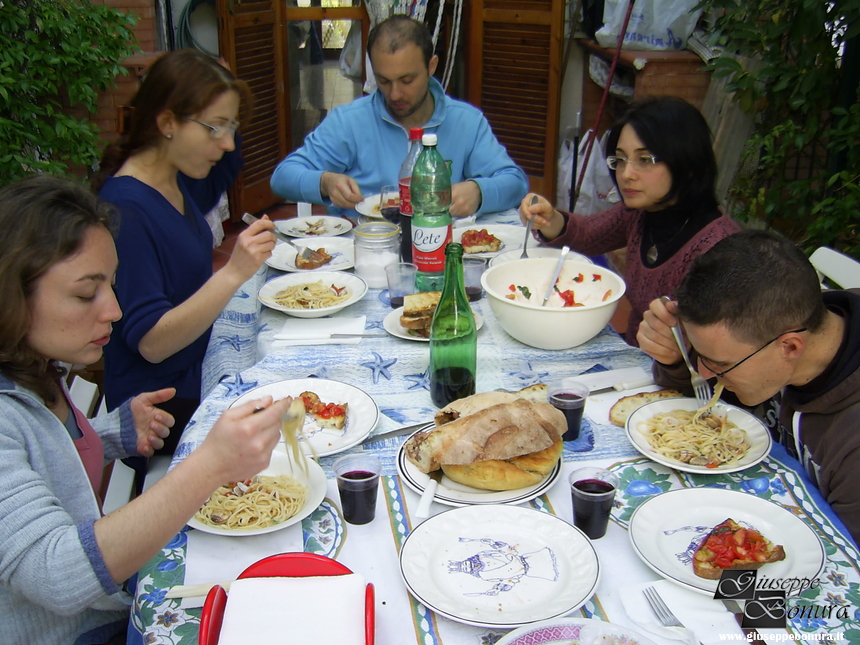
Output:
(520, 195), (539, 259)
(660, 296), (712, 408)
(643, 586), (703, 644)
(242, 212), (323, 262)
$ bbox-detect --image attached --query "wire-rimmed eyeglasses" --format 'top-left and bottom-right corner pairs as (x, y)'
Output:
(606, 154), (659, 172)
(185, 117), (240, 140)
(699, 328), (807, 378)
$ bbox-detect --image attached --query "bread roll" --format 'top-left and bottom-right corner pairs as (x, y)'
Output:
(608, 389), (684, 426)
(441, 437), (563, 490)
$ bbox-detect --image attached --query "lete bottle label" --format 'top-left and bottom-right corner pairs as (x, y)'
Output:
(412, 223), (451, 271)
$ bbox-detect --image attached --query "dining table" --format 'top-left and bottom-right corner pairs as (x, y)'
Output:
(129, 209), (859, 645)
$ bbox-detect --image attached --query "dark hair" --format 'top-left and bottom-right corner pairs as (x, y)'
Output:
(0, 175), (116, 405)
(605, 96), (718, 209)
(91, 49), (252, 191)
(676, 230), (827, 345)
(367, 15), (434, 68)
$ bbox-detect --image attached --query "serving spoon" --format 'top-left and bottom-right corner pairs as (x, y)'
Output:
(541, 245), (570, 306)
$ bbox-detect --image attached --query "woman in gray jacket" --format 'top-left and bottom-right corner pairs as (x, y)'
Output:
(0, 175), (291, 645)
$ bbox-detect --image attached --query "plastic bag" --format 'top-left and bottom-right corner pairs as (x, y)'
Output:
(556, 137), (576, 210)
(573, 130), (619, 216)
(595, 0), (702, 51)
(339, 22), (362, 79)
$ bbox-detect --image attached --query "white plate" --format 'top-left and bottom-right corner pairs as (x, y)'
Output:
(452, 224), (526, 258)
(628, 488), (825, 596)
(382, 306), (484, 342)
(228, 378), (380, 457)
(276, 216), (353, 238)
(399, 505), (599, 628)
(266, 237), (354, 272)
(489, 247), (593, 268)
(354, 193), (391, 218)
(625, 398), (772, 474)
(258, 272), (367, 318)
(496, 617), (658, 645)
(187, 450), (327, 536)
(397, 426), (562, 505)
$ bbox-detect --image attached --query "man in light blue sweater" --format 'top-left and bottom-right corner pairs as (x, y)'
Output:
(270, 15), (528, 219)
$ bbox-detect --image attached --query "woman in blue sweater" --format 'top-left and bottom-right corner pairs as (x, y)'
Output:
(0, 175), (289, 645)
(92, 50), (276, 451)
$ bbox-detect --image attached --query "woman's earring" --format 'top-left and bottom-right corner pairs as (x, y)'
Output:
(165, 133), (172, 139)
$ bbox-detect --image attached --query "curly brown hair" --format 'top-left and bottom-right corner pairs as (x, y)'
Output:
(0, 175), (116, 405)
(91, 49), (253, 192)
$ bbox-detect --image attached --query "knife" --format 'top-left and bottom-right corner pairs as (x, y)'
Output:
(415, 469), (443, 518)
(360, 421), (430, 445)
(722, 599), (765, 645)
(273, 333), (388, 340)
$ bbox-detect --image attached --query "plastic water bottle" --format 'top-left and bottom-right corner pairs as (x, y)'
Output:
(411, 133), (452, 292)
(397, 127), (424, 262)
(429, 242), (477, 407)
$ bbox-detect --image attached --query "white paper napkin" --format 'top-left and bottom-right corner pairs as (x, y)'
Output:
(272, 315), (366, 346)
(620, 579), (744, 644)
(218, 574), (366, 645)
(453, 214), (478, 228)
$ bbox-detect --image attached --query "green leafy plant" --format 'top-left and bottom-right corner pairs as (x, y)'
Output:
(700, 0), (860, 259)
(0, 0), (138, 185)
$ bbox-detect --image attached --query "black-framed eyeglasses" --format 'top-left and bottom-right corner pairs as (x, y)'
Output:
(185, 117), (240, 140)
(699, 328), (807, 378)
(606, 154), (659, 172)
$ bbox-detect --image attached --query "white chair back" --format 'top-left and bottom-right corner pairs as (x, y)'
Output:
(809, 247), (860, 289)
(68, 375), (137, 514)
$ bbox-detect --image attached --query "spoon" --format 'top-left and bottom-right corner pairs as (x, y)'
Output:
(520, 195), (538, 259)
(541, 245), (570, 306)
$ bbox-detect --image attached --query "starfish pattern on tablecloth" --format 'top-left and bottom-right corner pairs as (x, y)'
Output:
(361, 351), (397, 384)
(507, 360), (550, 386)
(218, 372), (259, 397)
(404, 368), (430, 391)
(216, 334), (252, 352)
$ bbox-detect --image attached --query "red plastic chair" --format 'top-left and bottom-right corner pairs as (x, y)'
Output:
(199, 553), (375, 645)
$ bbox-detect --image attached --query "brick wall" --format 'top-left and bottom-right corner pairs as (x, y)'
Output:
(90, 1), (164, 149)
(578, 40), (712, 138)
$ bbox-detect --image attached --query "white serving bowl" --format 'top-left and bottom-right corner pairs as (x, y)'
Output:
(480, 258), (626, 349)
(258, 271), (368, 318)
(488, 247), (592, 268)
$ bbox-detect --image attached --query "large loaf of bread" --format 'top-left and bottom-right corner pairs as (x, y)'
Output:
(404, 396), (565, 473)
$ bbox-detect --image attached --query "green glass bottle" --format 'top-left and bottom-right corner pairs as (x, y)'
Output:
(429, 243), (477, 407)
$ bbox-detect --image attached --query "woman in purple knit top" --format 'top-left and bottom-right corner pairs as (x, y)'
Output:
(520, 96), (740, 346)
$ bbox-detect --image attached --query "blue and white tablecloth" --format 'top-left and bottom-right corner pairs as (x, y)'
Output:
(130, 211), (860, 645)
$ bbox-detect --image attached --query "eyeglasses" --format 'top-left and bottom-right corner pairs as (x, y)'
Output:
(185, 117), (240, 140)
(699, 328), (807, 378)
(606, 154), (659, 172)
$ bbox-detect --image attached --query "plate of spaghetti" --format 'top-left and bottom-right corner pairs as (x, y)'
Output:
(188, 449), (327, 536)
(258, 272), (368, 318)
(624, 395), (772, 474)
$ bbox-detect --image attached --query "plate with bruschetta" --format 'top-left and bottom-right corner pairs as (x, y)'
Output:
(228, 378), (379, 457)
(452, 225), (524, 258)
(628, 488), (825, 596)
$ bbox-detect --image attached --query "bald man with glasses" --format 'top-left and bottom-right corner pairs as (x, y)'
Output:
(638, 229), (860, 544)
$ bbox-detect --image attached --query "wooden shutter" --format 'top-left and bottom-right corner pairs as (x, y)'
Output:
(217, 0), (290, 220)
(466, 0), (564, 199)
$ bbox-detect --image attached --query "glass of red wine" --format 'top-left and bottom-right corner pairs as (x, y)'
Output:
(379, 185), (401, 224)
(462, 256), (487, 301)
(569, 466), (619, 539)
(333, 454), (381, 525)
(548, 378), (590, 441)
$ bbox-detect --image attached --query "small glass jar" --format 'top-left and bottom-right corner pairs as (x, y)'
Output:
(353, 221), (400, 288)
